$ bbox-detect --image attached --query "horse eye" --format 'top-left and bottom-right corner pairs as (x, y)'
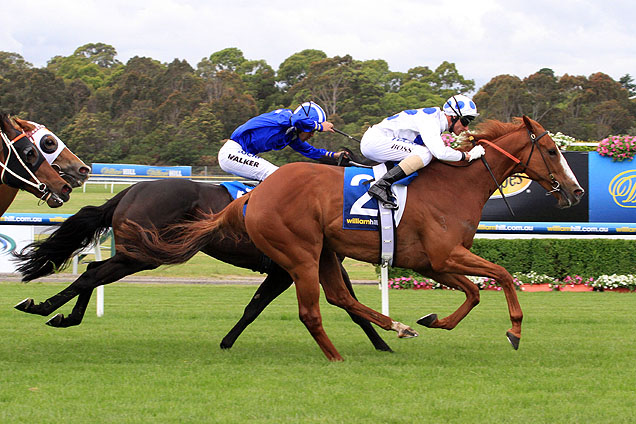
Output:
(24, 146), (39, 165)
(40, 135), (58, 154)
(548, 149), (557, 156)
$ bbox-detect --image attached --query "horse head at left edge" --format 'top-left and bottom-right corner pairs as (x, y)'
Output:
(0, 113), (72, 207)
(14, 117), (90, 188)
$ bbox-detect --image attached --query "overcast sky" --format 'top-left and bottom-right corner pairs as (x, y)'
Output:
(3, 0), (635, 91)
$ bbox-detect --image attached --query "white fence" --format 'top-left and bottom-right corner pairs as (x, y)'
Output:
(82, 174), (255, 193)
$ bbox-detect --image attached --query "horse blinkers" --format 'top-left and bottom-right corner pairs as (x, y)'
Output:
(1, 130), (47, 189)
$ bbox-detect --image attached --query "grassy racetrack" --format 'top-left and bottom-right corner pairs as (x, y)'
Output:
(1, 282), (635, 423)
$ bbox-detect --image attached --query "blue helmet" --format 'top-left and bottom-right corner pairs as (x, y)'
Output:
(292, 102), (327, 131)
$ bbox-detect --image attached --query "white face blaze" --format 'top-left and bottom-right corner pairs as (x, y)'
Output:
(557, 149), (581, 187)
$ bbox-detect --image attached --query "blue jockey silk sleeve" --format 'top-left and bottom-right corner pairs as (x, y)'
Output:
(230, 109), (328, 159)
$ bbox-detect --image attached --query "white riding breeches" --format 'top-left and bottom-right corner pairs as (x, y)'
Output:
(218, 140), (279, 182)
(360, 126), (433, 166)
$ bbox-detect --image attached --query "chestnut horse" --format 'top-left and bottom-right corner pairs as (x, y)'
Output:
(118, 116), (584, 361)
(0, 113), (73, 208)
(0, 117), (90, 215)
(13, 178), (392, 353)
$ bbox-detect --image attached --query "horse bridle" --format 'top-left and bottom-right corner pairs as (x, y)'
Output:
(0, 127), (49, 195)
(477, 128), (561, 194)
(473, 127), (561, 217)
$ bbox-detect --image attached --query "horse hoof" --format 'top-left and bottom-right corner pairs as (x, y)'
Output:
(46, 314), (64, 327)
(14, 298), (34, 312)
(506, 331), (520, 350)
(416, 313), (438, 327)
(398, 327), (418, 338)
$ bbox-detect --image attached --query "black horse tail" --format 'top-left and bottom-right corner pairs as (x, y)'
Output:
(118, 194), (250, 267)
(13, 187), (132, 281)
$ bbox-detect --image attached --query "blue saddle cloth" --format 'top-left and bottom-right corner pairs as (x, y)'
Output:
(342, 165), (417, 231)
(220, 181), (255, 200)
(342, 167), (378, 230)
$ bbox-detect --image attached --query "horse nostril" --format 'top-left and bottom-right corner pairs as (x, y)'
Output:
(574, 189), (585, 199)
(79, 166), (91, 175)
(62, 185), (72, 195)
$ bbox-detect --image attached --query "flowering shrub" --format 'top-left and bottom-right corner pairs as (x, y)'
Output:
(549, 131), (576, 150)
(591, 274), (636, 291)
(558, 275), (594, 286)
(512, 271), (554, 285)
(387, 276), (435, 290)
(596, 135), (636, 161)
(386, 273), (634, 291)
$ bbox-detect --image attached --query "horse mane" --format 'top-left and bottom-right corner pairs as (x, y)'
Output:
(468, 118), (525, 144)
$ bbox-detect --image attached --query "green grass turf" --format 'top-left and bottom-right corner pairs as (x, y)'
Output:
(1, 283), (635, 423)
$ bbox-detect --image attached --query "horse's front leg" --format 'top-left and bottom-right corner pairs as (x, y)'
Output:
(416, 272), (480, 330)
(431, 245), (523, 350)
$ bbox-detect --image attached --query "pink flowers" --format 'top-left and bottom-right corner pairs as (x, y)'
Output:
(387, 276), (435, 290)
(441, 133), (456, 147)
(596, 135), (636, 161)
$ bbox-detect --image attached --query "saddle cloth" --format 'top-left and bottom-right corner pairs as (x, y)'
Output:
(342, 164), (415, 231)
(220, 181), (255, 200)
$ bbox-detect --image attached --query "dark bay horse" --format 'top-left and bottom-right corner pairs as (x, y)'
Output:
(0, 117), (90, 215)
(0, 114), (72, 208)
(117, 116), (584, 361)
(13, 181), (392, 352)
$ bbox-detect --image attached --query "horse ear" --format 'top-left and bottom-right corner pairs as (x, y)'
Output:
(13, 117), (31, 131)
(521, 115), (533, 132)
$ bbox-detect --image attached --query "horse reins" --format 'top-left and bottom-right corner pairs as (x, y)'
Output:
(0, 128), (49, 197)
(471, 128), (555, 217)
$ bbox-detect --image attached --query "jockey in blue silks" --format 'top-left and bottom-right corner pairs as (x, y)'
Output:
(218, 102), (348, 181)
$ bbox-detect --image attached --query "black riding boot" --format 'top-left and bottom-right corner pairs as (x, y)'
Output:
(367, 165), (408, 209)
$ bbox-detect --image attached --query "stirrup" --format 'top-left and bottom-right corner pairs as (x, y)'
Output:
(379, 199), (398, 210)
(368, 189), (398, 210)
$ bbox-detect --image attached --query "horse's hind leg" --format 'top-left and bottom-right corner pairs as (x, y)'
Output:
(45, 289), (94, 328)
(16, 253), (153, 327)
(416, 272), (480, 330)
(338, 262), (392, 352)
(220, 266), (293, 349)
(318, 250), (417, 339)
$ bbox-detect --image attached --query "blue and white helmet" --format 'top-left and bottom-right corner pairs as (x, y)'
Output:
(443, 94), (479, 118)
(292, 101), (327, 131)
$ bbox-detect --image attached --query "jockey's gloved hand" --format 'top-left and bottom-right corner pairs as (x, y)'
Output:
(335, 150), (352, 166)
(467, 145), (486, 162)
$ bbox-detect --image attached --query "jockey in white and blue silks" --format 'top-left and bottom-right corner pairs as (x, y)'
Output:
(360, 94), (486, 209)
(218, 102), (347, 181)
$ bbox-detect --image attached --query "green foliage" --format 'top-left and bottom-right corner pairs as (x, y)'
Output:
(475, 69), (635, 140)
(388, 238), (636, 280)
(47, 43), (122, 89)
(2, 44), (635, 169)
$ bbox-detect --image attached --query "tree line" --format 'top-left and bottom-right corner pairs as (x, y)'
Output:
(1, 43), (634, 171)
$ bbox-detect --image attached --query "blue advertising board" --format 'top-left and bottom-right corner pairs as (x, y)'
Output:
(478, 221), (636, 235)
(91, 163), (191, 177)
(0, 213), (72, 225)
(588, 152), (636, 222)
